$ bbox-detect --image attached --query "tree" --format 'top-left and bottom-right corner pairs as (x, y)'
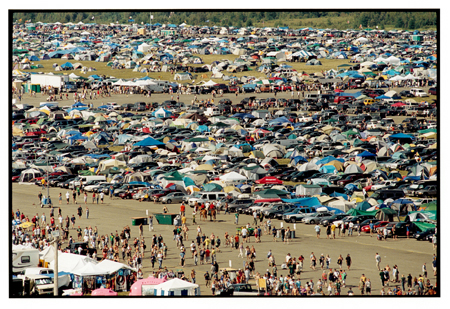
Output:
(395, 17), (404, 29)
(408, 18), (416, 30)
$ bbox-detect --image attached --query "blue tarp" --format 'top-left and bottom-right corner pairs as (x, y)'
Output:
(133, 137), (165, 147)
(283, 197), (321, 207)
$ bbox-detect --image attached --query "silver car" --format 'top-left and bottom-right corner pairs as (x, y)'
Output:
(160, 192), (188, 204)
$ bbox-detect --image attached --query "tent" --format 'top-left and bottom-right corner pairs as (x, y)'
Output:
(219, 172), (247, 185)
(154, 278), (200, 296)
(133, 137), (165, 147)
(19, 168), (43, 182)
(91, 287), (118, 296)
(296, 184), (322, 196)
(255, 176), (283, 184)
(129, 277), (167, 296)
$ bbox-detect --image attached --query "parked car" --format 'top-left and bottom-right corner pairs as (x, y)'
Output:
(302, 211), (334, 224)
(283, 207), (317, 223)
(320, 214), (350, 226)
(361, 221), (389, 233)
(160, 192), (188, 204)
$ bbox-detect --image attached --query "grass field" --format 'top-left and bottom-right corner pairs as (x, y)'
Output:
(17, 55), (436, 103)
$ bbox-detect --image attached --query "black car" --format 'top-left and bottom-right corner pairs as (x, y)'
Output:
(399, 90), (415, 98)
(414, 229), (435, 241)
(290, 170), (320, 182)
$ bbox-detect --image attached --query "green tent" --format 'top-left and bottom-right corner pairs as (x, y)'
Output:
(185, 137), (210, 143)
(412, 221), (436, 232)
(346, 209), (378, 216)
(421, 201), (437, 211)
(203, 183), (223, 192)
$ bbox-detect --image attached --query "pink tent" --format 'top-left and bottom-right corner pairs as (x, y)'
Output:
(91, 287), (118, 296)
(129, 277), (167, 296)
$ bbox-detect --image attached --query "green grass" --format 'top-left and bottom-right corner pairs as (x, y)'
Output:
(17, 57), (353, 85)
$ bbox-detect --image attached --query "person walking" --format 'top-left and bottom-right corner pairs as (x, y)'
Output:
(66, 191), (70, 204)
(85, 207), (89, 219)
(375, 253), (381, 271)
(314, 224), (321, 239)
(346, 254), (352, 270)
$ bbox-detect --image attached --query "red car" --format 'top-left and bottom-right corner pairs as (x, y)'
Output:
(361, 221), (389, 233)
(25, 129), (47, 136)
(151, 189), (180, 202)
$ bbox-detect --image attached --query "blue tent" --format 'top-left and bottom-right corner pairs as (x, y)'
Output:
(329, 191), (349, 200)
(319, 165), (337, 174)
(315, 156), (344, 165)
(232, 113), (255, 119)
(67, 134), (88, 143)
(133, 137), (165, 147)
(72, 102), (87, 107)
(389, 133), (415, 142)
(269, 116), (291, 125)
(290, 156), (308, 165)
(60, 62), (73, 69)
(375, 95), (391, 100)
(29, 55), (40, 61)
(357, 151), (377, 158)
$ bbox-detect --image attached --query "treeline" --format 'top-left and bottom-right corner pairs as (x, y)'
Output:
(12, 11), (437, 30)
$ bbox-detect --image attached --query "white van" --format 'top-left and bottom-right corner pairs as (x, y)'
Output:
(69, 175), (106, 189)
(204, 107), (221, 116)
(188, 192), (227, 207)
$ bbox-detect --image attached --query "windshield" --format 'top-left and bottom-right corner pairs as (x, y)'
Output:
(35, 278), (53, 285)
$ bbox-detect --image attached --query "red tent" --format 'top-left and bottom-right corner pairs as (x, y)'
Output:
(255, 176), (283, 184)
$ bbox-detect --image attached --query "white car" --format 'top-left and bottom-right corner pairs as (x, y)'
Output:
(410, 88), (428, 97)
(370, 180), (396, 191)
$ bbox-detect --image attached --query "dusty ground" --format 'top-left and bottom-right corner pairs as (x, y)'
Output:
(12, 183), (437, 296)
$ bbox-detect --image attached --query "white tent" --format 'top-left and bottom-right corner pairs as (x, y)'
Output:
(19, 168), (43, 183)
(219, 172), (247, 185)
(154, 278), (200, 296)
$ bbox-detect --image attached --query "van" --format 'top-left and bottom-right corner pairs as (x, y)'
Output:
(204, 107), (221, 116)
(69, 175), (106, 189)
(364, 99), (376, 105)
(188, 192), (227, 207)
(304, 93), (320, 100)
(276, 139), (300, 148)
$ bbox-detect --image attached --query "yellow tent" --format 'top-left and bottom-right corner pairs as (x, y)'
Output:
(324, 160), (344, 171)
(419, 132), (437, 139)
(223, 186), (241, 193)
(13, 126), (24, 136)
(186, 185), (201, 195)
(195, 164), (213, 171)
